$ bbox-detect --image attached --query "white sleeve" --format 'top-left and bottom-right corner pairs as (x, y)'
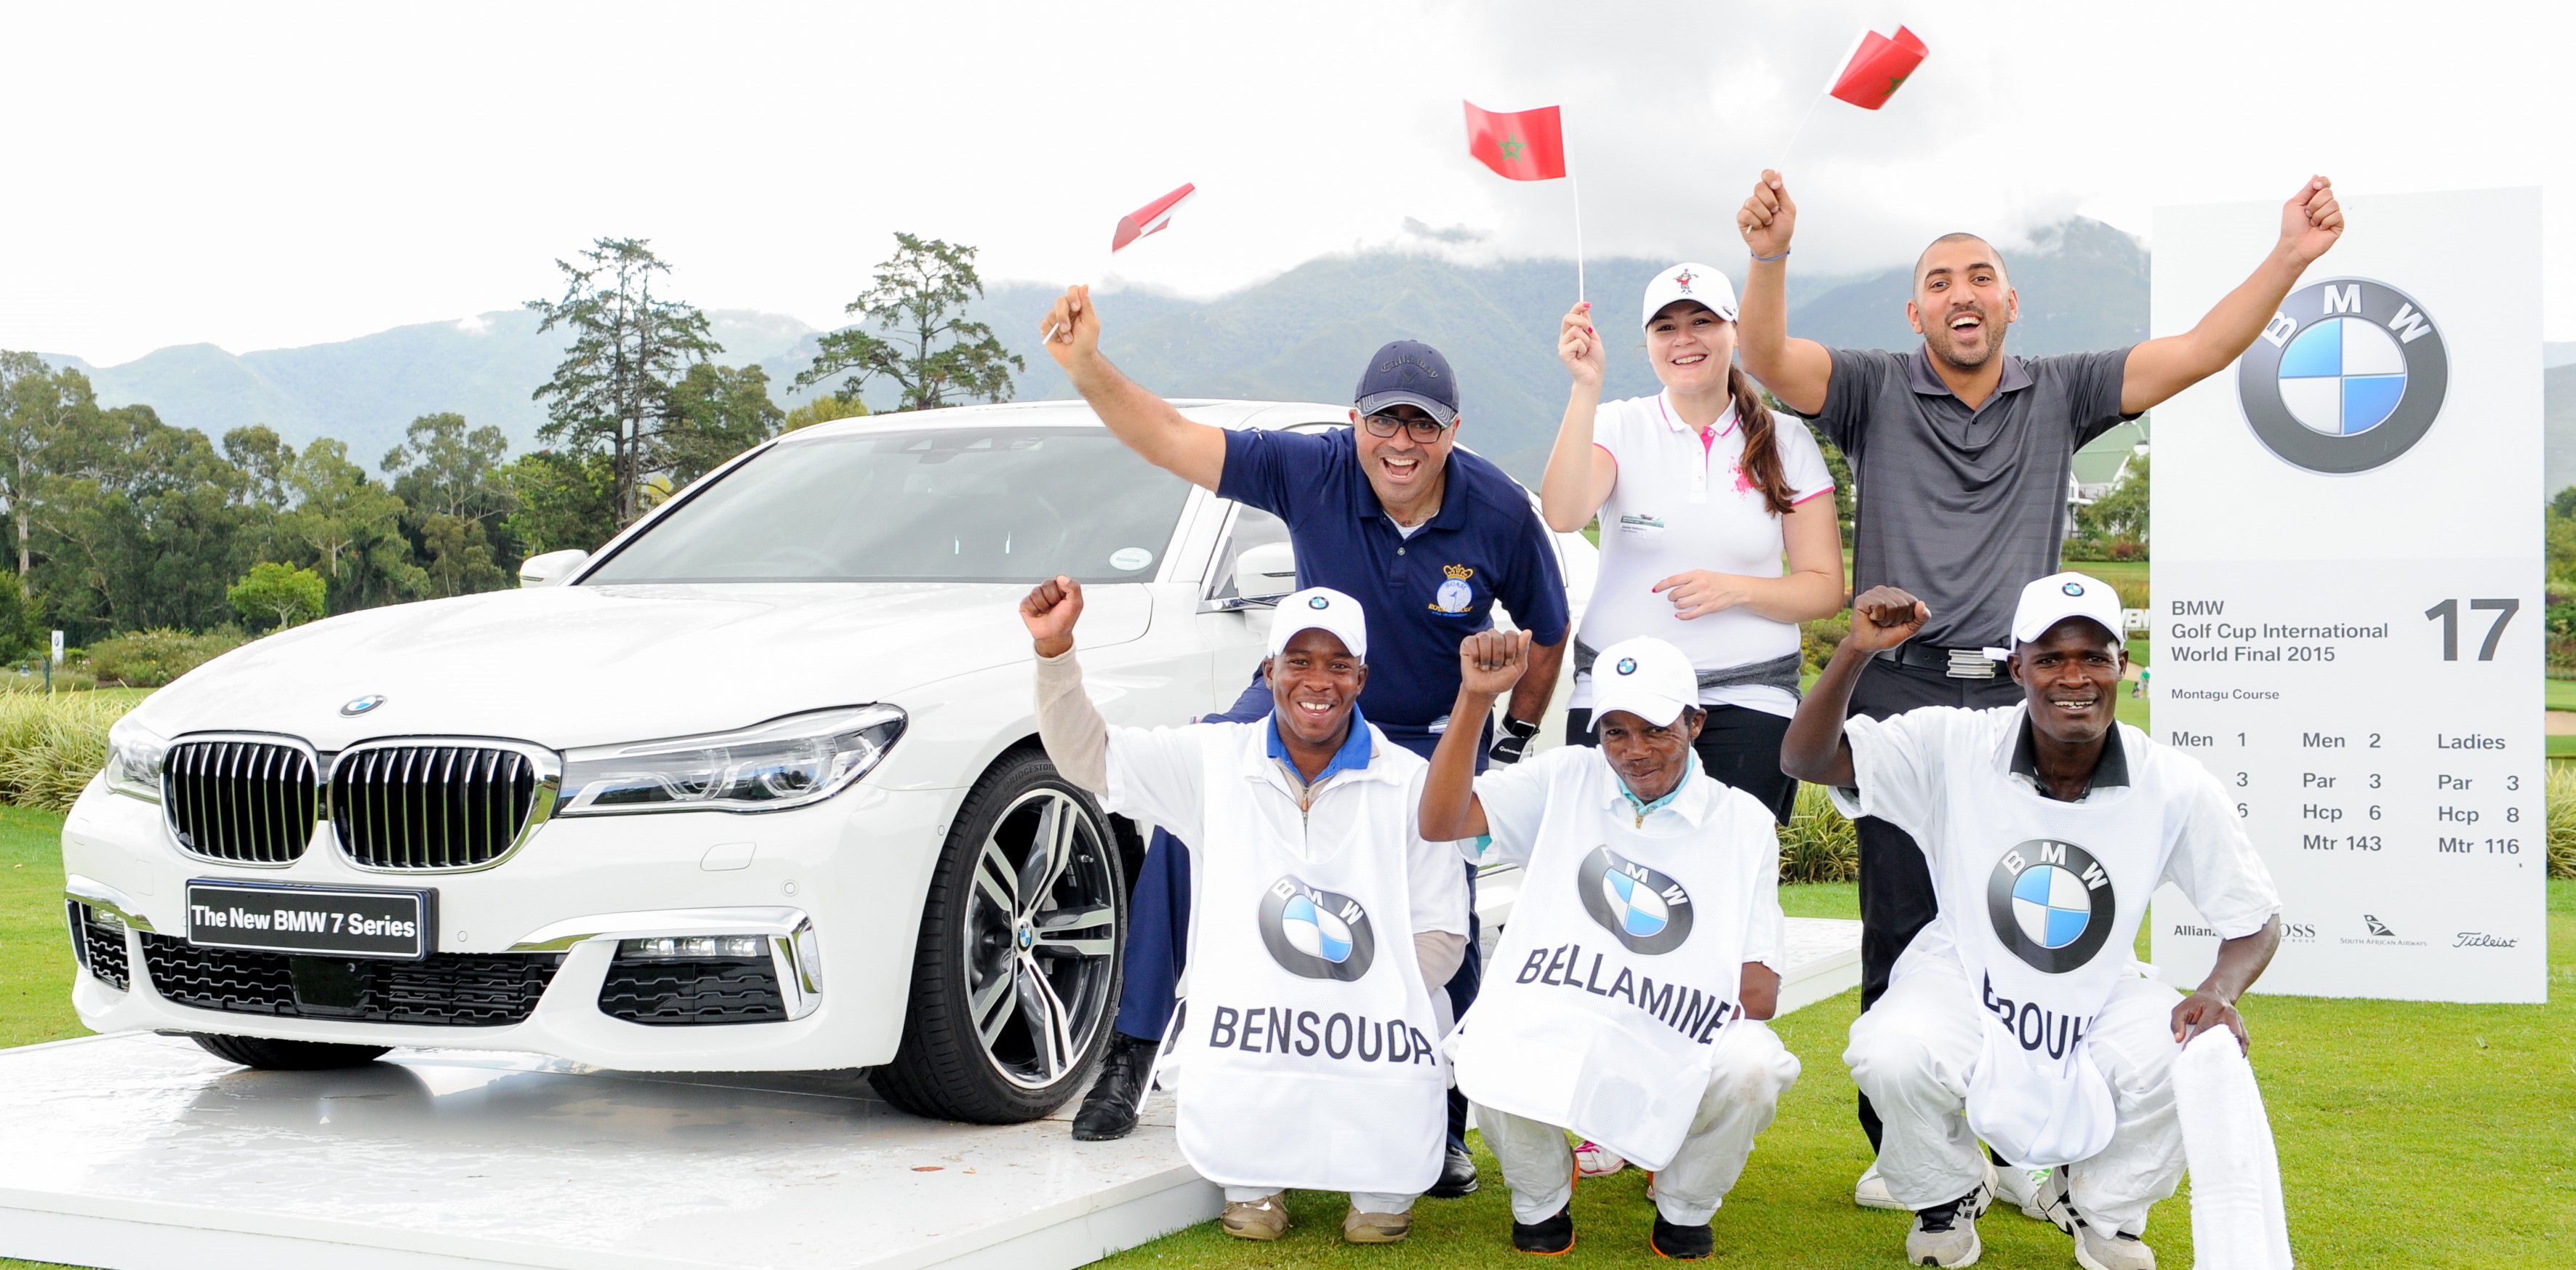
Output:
(1466, 746), (1575, 867)
(1404, 769), (1472, 936)
(1589, 395), (1644, 454)
(1777, 416), (1838, 504)
(1823, 707), (1961, 842)
(1101, 723), (1217, 845)
(1738, 799), (1787, 973)
(2162, 763), (2282, 939)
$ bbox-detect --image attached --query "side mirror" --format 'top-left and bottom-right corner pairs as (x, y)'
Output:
(1232, 541), (1297, 606)
(519, 548), (591, 588)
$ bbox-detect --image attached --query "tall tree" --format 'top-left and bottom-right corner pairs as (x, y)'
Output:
(663, 363), (785, 487)
(795, 233), (1022, 411)
(526, 238), (719, 525)
(34, 403), (262, 637)
(0, 354), (94, 578)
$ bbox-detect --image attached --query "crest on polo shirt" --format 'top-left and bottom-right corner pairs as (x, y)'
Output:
(1429, 563), (1475, 616)
(1258, 875), (1378, 981)
(1576, 846), (1694, 954)
(1984, 839), (2118, 973)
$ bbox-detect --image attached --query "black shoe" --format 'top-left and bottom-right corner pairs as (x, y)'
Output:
(1511, 1205), (1573, 1255)
(1070, 1032), (1154, 1141)
(1650, 1213), (1712, 1260)
(1426, 1144), (1479, 1197)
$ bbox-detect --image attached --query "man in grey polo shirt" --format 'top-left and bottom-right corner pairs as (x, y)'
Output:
(1733, 168), (2343, 1198)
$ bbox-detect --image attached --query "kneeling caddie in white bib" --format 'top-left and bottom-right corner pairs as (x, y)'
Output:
(1024, 578), (1467, 1246)
(1782, 574), (2284, 1270)
(1420, 632), (1799, 1261)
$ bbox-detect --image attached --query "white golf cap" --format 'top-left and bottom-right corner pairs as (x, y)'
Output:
(2010, 572), (2124, 648)
(1589, 636), (1698, 730)
(1269, 587), (1368, 662)
(1640, 262), (1739, 329)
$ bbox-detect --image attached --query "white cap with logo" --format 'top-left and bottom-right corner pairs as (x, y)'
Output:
(1268, 587), (1369, 663)
(1588, 636), (1698, 729)
(2010, 571), (2125, 648)
(1640, 262), (1740, 329)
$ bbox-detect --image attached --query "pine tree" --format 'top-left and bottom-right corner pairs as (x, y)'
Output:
(526, 238), (719, 524)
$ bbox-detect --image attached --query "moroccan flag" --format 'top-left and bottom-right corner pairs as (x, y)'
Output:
(1110, 182), (1196, 252)
(1464, 101), (1566, 182)
(1827, 25), (1927, 110)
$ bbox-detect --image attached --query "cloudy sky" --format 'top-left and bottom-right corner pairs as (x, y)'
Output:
(6, 0), (2570, 365)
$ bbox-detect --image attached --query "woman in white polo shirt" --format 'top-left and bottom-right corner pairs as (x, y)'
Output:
(1537, 263), (1845, 824)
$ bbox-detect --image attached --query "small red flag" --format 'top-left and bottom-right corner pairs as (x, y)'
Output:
(1463, 101), (1567, 182)
(1827, 25), (1927, 110)
(1110, 182), (1196, 252)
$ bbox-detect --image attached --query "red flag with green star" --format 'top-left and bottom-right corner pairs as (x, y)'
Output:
(1463, 101), (1565, 181)
(1827, 25), (1927, 110)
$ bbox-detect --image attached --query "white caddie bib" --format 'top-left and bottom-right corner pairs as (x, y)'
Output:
(1941, 797), (2164, 1167)
(1451, 768), (1759, 1171)
(1169, 731), (1447, 1195)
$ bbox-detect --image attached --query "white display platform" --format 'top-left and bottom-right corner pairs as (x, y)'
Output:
(0, 919), (1859, 1270)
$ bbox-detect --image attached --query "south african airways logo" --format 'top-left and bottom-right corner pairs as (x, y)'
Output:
(1257, 875), (1378, 981)
(1576, 846), (1693, 954)
(2238, 278), (2447, 475)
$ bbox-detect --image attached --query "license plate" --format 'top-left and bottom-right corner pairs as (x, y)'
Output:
(185, 881), (435, 960)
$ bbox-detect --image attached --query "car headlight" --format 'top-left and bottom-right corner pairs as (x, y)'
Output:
(104, 716), (170, 803)
(556, 704), (906, 816)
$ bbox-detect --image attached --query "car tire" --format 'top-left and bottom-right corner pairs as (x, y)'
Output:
(874, 748), (1126, 1123)
(188, 1033), (391, 1070)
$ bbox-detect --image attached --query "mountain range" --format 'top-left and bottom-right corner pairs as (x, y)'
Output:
(34, 220), (2576, 492)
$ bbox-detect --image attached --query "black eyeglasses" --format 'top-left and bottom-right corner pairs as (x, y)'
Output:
(1360, 413), (1448, 443)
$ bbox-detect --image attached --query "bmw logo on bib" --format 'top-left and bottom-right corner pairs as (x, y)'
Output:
(1984, 839), (2118, 974)
(1258, 875), (1377, 981)
(1575, 846), (1693, 955)
(2236, 277), (2447, 475)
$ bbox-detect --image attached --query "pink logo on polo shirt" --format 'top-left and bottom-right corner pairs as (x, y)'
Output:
(1732, 464), (1754, 494)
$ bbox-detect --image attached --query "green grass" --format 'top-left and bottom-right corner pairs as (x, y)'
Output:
(4, 803), (2569, 1269)
(2551, 735), (2576, 760)
(2549, 678), (2576, 712)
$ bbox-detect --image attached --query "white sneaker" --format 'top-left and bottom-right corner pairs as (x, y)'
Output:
(2074, 1224), (2156, 1270)
(1904, 1195), (1983, 1267)
(1854, 1160), (1906, 1210)
(1574, 1139), (1626, 1178)
(2025, 1168), (2079, 1234)
(1991, 1159), (2055, 1221)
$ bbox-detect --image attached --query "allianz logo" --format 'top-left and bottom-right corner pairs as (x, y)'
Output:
(2170, 921), (2315, 942)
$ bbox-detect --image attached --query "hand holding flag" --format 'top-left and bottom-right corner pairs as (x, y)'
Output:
(1736, 169), (1797, 260)
(1038, 284), (1100, 367)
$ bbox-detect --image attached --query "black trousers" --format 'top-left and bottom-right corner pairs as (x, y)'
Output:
(1849, 656), (2026, 1152)
(1562, 704), (1798, 827)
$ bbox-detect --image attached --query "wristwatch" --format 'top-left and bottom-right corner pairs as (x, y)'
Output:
(1487, 715), (1543, 765)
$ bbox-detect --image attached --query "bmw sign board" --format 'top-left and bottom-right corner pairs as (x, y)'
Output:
(2148, 189), (2545, 1003)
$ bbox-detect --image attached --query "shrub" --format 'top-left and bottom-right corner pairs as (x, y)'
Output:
(1780, 781), (1858, 883)
(1800, 612), (1850, 677)
(2548, 763), (2576, 880)
(0, 691), (139, 811)
(84, 628), (246, 688)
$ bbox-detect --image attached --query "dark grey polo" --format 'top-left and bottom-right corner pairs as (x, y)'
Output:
(1814, 345), (2135, 650)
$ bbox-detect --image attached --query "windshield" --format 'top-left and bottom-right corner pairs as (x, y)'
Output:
(582, 425), (1195, 584)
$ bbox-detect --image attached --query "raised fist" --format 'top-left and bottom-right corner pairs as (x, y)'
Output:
(1458, 628), (1533, 698)
(1021, 574), (1085, 656)
(1737, 169), (1797, 260)
(1038, 284), (1102, 367)
(1559, 300), (1604, 388)
(2279, 176), (2343, 267)
(1843, 586), (1929, 655)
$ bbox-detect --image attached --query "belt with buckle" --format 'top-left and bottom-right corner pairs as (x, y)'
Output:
(1880, 642), (2000, 679)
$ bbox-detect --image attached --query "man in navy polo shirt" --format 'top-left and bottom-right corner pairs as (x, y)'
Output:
(1038, 285), (1570, 1194)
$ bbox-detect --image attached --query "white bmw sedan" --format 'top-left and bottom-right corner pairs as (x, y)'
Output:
(62, 398), (1594, 1124)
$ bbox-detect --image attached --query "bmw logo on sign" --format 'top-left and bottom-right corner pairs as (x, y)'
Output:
(1575, 846), (1693, 954)
(2237, 277), (2447, 475)
(1984, 839), (2117, 974)
(340, 694), (387, 717)
(1257, 875), (1377, 981)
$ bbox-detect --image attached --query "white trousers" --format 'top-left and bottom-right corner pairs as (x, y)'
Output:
(1845, 945), (2186, 1237)
(1223, 1186), (1416, 1214)
(1476, 1020), (1800, 1226)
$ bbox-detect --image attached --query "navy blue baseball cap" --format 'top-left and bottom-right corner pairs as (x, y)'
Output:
(1353, 339), (1459, 427)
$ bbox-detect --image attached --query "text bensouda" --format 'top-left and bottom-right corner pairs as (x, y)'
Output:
(1514, 941), (1738, 1042)
(1205, 1005), (1440, 1065)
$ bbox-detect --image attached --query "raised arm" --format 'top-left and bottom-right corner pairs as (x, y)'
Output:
(1420, 629), (1531, 841)
(1779, 586), (1928, 787)
(2120, 177), (2343, 414)
(1039, 285), (1228, 490)
(1538, 300), (1618, 532)
(1024, 575), (1108, 792)
(1734, 170), (1833, 416)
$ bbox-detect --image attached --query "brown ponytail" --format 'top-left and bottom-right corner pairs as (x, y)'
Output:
(1728, 363), (1797, 516)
